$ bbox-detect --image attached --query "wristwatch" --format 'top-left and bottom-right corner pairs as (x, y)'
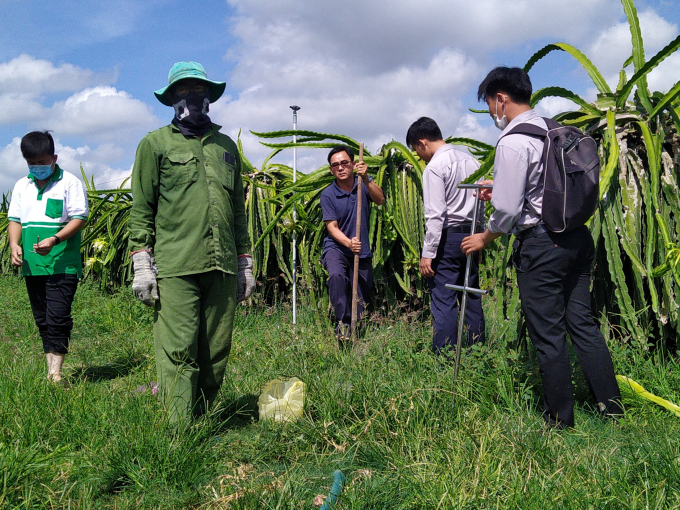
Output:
(53, 235), (61, 245)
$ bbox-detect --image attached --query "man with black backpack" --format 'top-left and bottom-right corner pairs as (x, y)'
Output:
(461, 66), (622, 429)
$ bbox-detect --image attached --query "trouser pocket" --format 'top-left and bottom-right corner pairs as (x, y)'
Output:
(511, 238), (524, 273)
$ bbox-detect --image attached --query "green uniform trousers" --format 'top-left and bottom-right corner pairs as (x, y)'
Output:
(154, 270), (237, 424)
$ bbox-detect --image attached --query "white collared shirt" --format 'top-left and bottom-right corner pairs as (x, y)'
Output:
(488, 109), (547, 235)
(421, 144), (480, 258)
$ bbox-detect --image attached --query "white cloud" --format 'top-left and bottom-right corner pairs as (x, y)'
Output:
(453, 114), (495, 145)
(0, 93), (46, 124)
(0, 137), (23, 195)
(227, 0), (619, 70)
(45, 87), (157, 141)
(588, 10), (680, 93)
(57, 142), (132, 189)
(216, 0), (630, 170)
(0, 54), (113, 95)
(212, 47), (481, 169)
(0, 137), (132, 196)
(0, 54), (157, 194)
(0, 55), (156, 142)
(3, 0), (678, 193)
(535, 97), (580, 118)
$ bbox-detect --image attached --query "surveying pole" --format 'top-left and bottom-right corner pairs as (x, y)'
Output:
(446, 183), (493, 406)
(350, 143), (365, 342)
(290, 106), (300, 325)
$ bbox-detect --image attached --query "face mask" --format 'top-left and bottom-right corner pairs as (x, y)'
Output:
(493, 98), (509, 131)
(28, 164), (53, 180)
(173, 95), (210, 121)
(172, 93), (211, 136)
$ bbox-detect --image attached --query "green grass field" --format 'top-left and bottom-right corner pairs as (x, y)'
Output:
(2, 275), (680, 509)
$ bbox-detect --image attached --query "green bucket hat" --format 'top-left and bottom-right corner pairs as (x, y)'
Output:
(154, 61), (226, 106)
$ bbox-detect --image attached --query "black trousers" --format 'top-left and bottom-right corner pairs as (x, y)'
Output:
(322, 249), (373, 329)
(25, 274), (78, 354)
(428, 229), (485, 354)
(514, 226), (622, 428)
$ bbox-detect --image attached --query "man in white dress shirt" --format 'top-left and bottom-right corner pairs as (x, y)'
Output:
(461, 67), (622, 428)
(407, 117), (485, 355)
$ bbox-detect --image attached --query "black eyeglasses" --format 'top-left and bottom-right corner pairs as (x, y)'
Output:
(174, 83), (209, 97)
(330, 160), (352, 170)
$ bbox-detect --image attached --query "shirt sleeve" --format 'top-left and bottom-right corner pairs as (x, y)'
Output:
(488, 143), (529, 234)
(366, 175), (375, 204)
(7, 180), (22, 223)
(232, 151), (251, 256)
(421, 165), (447, 259)
(65, 176), (89, 221)
(128, 137), (160, 252)
(320, 191), (337, 222)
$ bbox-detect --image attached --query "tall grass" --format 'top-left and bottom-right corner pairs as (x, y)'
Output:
(2, 275), (680, 508)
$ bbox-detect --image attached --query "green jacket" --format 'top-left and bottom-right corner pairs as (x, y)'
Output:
(128, 123), (250, 278)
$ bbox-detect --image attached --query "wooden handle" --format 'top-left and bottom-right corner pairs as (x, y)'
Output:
(354, 142), (364, 243)
(350, 142), (365, 342)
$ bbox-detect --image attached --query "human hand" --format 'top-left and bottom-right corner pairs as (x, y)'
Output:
(348, 237), (362, 254)
(420, 257), (434, 278)
(34, 236), (57, 255)
(237, 254), (256, 302)
(355, 161), (369, 182)
(10, 244), (22, 266)
(461, 233), (487, 255)
(131, 251), (159, 307)
(474, 179), (494, 201)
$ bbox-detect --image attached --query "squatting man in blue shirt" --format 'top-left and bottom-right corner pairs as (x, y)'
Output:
(319, 145), (385, 345)
(460, 66), (622, 429)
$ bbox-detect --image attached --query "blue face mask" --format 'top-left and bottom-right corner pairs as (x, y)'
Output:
(28, 165), (53, 180)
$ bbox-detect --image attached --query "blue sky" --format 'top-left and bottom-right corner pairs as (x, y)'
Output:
(0, 0), (678, 193)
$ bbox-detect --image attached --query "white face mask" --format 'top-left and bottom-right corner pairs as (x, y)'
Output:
(493, 97), (508, 130)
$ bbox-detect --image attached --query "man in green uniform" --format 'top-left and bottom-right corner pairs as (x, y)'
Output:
(128, 61), (255, 425)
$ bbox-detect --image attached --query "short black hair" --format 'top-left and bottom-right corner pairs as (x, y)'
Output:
(405, 117), (443, 148)
(477, 67), (532, 105)
(20, 131), (55, 160)
(327, 145), (354, 164)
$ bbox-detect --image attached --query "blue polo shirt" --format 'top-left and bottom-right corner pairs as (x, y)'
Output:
(320, 176), (375, 259)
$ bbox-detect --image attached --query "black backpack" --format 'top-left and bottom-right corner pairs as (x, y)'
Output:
(501, 118), (600, 233)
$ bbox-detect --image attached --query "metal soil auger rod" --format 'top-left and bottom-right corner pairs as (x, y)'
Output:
(290, 105), (300, 326)
(350, 142), (365, 343)
(446, 183), (493, 407)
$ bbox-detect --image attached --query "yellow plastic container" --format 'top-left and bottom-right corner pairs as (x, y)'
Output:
(258, 377), (306, 423)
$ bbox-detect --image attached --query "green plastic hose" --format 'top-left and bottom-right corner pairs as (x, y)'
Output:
(319, 470), (345, 509)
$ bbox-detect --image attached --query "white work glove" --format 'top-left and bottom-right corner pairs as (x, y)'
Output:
(237, 254), (256, 302)
(131, 250), (159, 307)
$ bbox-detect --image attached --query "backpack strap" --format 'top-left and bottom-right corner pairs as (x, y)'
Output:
(498, 117), (559, 141)
(501, 123), (547, 140)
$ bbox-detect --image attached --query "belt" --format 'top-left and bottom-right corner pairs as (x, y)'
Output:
(446, 224), (472, 234)
(515, 224), (548, 240)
